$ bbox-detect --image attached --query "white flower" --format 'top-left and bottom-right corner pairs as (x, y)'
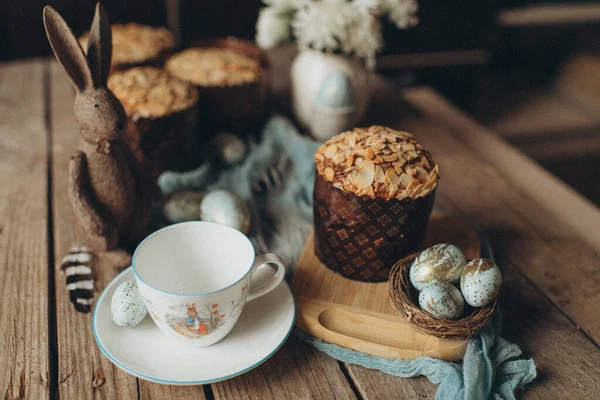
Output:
(292, 2), (350, 53)
(293, 2), (382, 67)
(256, 7), (292, 50)
(379, 0), (419, 29)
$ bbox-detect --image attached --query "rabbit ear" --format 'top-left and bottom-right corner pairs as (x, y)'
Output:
(87, 2), (112, 87)
(43, 6), (93, 92)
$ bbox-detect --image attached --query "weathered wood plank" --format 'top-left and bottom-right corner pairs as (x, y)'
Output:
(212, 338), (357, 400)
(50, 61), (139, 399)
(405, 87), (600, 249)
(0, 59), (50, 399)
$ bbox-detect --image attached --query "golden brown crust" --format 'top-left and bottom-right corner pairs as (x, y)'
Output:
(315, 126), (439, 200)
(165, 48), (263, 87)
(107, 67), (198, 120)
(80, 23), (175, 67)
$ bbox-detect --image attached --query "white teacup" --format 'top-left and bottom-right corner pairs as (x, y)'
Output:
(132, 221), (286, 347)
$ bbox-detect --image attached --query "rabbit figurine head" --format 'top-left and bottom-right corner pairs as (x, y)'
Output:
(44, 3), (126, 143)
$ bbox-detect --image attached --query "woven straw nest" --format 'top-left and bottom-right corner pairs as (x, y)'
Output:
(388, 253), (497, 339)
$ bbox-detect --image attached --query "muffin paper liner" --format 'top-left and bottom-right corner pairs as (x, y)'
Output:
(313, 173), (436, 282)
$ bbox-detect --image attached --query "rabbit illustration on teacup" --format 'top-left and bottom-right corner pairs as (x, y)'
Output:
(43, 3), (161, 268)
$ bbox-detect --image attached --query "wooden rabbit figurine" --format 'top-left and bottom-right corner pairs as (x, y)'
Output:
(44, 3), (161, 266)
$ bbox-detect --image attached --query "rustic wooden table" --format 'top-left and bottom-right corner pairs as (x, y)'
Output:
(2, 54), (600, 399)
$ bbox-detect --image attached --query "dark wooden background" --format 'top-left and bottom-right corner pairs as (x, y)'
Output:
(0, 0), (498, 61)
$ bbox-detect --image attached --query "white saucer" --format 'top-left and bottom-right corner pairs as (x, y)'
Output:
(93, 266), (296, 385)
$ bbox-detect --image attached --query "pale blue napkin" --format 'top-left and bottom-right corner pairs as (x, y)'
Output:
(158, 116), (536, 399)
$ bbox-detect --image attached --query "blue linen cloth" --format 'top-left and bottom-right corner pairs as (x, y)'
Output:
(158, 116), (536, 399)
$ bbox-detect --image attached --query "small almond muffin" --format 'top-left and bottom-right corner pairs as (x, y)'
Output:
(313, 126), (439, 282)
(80, 24), (176, 69)
(107, 67), (199, 176)
(165, 38), (269, 134)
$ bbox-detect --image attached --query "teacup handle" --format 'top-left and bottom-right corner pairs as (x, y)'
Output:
(247, 253), (286, 302)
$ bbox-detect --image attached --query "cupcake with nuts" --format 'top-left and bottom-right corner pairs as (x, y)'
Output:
(80, 23), (176, 70)
(314, 126), (439, 281)
(166, 38), (269, 133)
(107, 67), (199, 176)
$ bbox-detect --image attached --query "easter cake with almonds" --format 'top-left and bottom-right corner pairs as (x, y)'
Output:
(313, 126), (439, 281)
(107, 67), (199, 176)
(165, 38), (269, 132)
(80, 23), (176, 70)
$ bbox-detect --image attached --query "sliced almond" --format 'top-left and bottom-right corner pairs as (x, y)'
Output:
(315, 153), (325, 161)
(353, 148), (366, 156)
(406, 150), (418, 160)
(407, 178), (420, 191)
(382, 149), (392, 155)
(324, 167), (335, 181)
(365, 148), (374, 160)
(385, 169), (400, 186)
(348, 133), (357, 147)
(333, 153), (346, 163)
(388, 184), (399, 197)
(375, 165), (385, 183)
(354, 159), (375, 189)
(399, 173), (412, 187)
(324, 144), (338, 158)
(373, 155), (383, 163)
(382, 154), (398, 162)
(422, 157), (431, 169)
(414, 166), (429, 181)
(346, 152), (355, 168)
(355, 157), (364, 166)
(372, 142), (386, 151)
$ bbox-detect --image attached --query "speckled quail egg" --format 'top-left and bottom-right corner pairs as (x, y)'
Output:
(199, 189), (251, 234)
(460, 258), (502, 307)
(419, 282), (465, 320)
(212, 133), (247, 165)
(409, 244), (467, 291)
(111, 280), (147, 327)
(162, 190), (204, 223)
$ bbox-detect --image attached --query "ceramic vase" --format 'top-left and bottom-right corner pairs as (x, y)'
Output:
(291, 49), (371, 142)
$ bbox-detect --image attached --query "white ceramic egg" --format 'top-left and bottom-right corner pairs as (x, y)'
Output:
(419, 282), (465, 320)
(212, 133), (247, 165)
(162, 190), (204, 223)
(409, 244), (467, 291)
(460, 258), (502, 307)
(199, 189), (251, 234)
(111, 280), (148, 327)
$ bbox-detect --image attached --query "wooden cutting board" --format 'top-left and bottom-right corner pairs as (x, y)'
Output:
(291, 211), (480, 361)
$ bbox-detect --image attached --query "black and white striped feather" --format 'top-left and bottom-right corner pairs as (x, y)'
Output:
(61, 246), (95, 313)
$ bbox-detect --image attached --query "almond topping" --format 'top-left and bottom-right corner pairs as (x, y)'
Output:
(382, 154), (398, 162)
(372, 155), (383, 163)
(407, 178), (420, 191)
(324, 167), (335, 181)
(375, 165), (385, 183)
(354, 159), (375, 188)
(385, 169), (400, 186)
(333, 153), (345, 163)
(324, 144), (338, 158)
(365, 148), (374, 160)
(346, 152), (355, 168)
(399, 173), (412, 187)
(414, 166), (429, 181)
(315, 153), (324, 161)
